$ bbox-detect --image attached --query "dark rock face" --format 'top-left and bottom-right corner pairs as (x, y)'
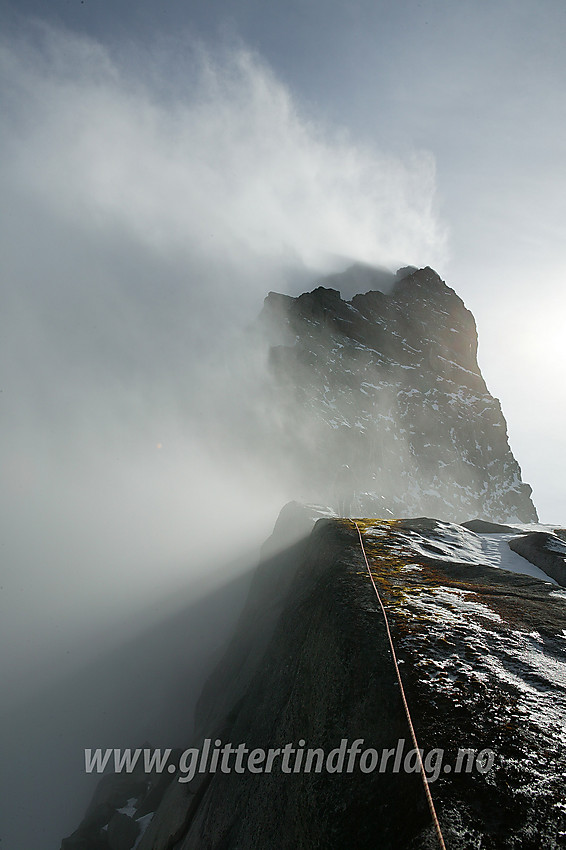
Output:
(88, 512), (566, 848)
(192, 502), (334, 741)
(255, 265), (537, 523)
(60, 759), (173, 850)
(107, 813), (139, 850)
(60, 504), (332, 850)
(509, 531), (566, 587)
(462, 519), (518, 534)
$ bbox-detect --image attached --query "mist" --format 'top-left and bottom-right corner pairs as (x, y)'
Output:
(0, 20), (444, 849)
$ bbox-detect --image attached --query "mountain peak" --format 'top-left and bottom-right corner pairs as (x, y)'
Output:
(256, 264), (536, 523)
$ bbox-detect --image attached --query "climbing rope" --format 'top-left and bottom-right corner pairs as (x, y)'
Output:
(353, 521), (447, 850)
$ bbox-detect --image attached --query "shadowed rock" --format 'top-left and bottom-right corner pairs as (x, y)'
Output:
(509, 531), (566, 587)
(461, 518), (518, 534)
(251, 266), (537, 523)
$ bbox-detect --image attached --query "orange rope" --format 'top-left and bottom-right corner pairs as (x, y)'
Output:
(353, 522), (447, 850)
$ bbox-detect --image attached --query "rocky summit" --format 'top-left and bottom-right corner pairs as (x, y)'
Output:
(255, 265), (537, 523)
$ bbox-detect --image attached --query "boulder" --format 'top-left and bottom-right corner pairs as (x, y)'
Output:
(509, 531), (566, 586)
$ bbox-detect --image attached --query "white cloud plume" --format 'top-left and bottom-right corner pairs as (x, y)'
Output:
(0, 23), (447, 847)
(1, 23), (444, 278)
(0, 21), (446, 699)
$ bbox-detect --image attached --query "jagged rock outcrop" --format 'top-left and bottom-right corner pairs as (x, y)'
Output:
(509, 531), (566, 586)
(254, 265), (537, 523)
(66, 508), (566, 848)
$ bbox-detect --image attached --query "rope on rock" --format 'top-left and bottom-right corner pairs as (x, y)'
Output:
(353, 521), (447, 850)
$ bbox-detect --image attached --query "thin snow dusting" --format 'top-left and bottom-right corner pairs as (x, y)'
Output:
(404, 523), (486, 564)
(394, 521), (559, 585)
(404, 582), (566, 748)
(117, 798), (139, 817)
(547, 538), (566, 557)
(359, 517), (566, 832)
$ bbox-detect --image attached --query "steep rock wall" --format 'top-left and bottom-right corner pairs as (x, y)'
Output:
(256, 266), (537, 523)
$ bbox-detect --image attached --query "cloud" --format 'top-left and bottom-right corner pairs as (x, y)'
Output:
(0, 23), (447, 846)
(1, 22), (445, 274)
(1, 23), (446, 428)
(0, 20), (446, 694)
